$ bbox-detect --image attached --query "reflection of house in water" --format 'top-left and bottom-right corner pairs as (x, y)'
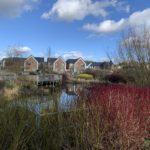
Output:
(3, 87), (80, 127)
(9, 89), (79, 116)
(65, 84), (83, 96)
(9, 93), (78, 126)
(11, 98), (54, 115)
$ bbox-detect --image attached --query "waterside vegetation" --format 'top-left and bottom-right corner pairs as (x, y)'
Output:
(0, 83), (149, 150)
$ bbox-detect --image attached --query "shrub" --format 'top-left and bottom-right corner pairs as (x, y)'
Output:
(87, 84), (150, 150)
(5, 81), (14, 89)
(29, 71), (38, 75)
(77, 74), (93, 80)
(0, 81), (14, 89)
(84, 69), (97, 78)
(0, 81), (6, 89)
(104, 73), (127, 83)
(84, 69), (107, 80)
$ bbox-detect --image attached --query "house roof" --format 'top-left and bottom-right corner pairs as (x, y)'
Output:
(2, 57), (26, 62)
(47, 58), (58, 64)
(91, 61), (113, 68)
(66, 58), (80, 64)
(34, 57), (44, 63)
(85, 61), (93, 66)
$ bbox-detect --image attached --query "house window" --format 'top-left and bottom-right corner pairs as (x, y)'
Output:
(27, 62), (31, 65)
(81, 64), (85, 69)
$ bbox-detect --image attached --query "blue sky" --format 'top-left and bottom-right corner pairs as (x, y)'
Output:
(0, 0), (150, 61)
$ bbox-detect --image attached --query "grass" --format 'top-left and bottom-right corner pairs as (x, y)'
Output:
(0, 81), (15, 90)
(0, 80), (43, 100)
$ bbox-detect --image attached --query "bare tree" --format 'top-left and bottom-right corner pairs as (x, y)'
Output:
(47, 47), (51, 58)
(4, 45), (29, 73)
(6, 45), (29, 58)
(118, 26), (150, 86)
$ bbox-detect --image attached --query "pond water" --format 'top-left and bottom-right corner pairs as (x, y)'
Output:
(2, 84), (86, 116)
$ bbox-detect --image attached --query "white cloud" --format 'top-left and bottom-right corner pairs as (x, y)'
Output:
(0, 51), (6, 60)
(54, 50), (93, 60)
(0, 0), (39, 18)
(0, 46), (32, 59)
(17, 46), (32, 52)
(83, 19), (126, 33)
(129, 9), (150, 26)
(115, 1), (130, 13)
(62, 51), (83, 59)
(83, 8), (150, 34)
(8, 46), (32, 56)
(41, 0), (130, 21)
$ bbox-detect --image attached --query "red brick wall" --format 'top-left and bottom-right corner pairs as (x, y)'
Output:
(75, 59), (85, 73)
(24, 57), (38, 72)
(54, 59), (66, 73)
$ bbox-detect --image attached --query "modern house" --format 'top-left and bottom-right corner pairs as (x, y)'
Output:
(1, 55), (113, 75)
(1, 57), (26, 71)
(66, 58), (86, 74)
(86, 61), (113, 70)
(47, 56), (66, 73)
(24, 56), (44, 72)
(85, 61), (93, 69)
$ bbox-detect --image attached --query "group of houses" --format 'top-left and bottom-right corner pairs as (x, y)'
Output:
(1, 55), (113, 74)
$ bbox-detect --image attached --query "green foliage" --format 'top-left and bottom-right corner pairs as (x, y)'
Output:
(5, 81), (15, 89)
(0, 81), (6, 89)
(77, 74), (93, 80)
(29, 71), (38, 75)
(0, 81), (14, 89)
(84, 69), (109, 81)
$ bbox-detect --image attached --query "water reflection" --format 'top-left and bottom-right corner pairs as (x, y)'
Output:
(8, 84), (85, 116)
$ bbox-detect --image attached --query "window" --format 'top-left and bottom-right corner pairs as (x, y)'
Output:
(27, 62), (31, 65)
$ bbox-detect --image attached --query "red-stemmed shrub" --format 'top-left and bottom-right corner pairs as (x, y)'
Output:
(87, 84), (150, 150)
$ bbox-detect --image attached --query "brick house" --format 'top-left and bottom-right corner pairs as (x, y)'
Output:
(1, 57), (26, 72)
(24, 56), (44, 72)
(47, 56), (66, 73)
(66, 58), (86, 74)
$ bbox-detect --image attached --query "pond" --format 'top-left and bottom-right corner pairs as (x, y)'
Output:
(1, 84), (86, 115)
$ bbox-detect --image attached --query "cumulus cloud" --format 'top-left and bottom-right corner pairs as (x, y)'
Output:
(0, 46), (32, 59)
(54, 50), (93, 60)
(83, 19), (127, 33)
(17, 46), (32, 52)
(129, 9), (150, 26)
(115, 1), (130, 13)
(83, 8), (150, 34)
(41, 0), (130, 21)
(62, 51), (83, 59)
(0, 0), (39, 18)
(0, 51), (6, 60)
(7, 46), (32, 57)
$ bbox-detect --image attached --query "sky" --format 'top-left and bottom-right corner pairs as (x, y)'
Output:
(0, 0), (150, 61)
